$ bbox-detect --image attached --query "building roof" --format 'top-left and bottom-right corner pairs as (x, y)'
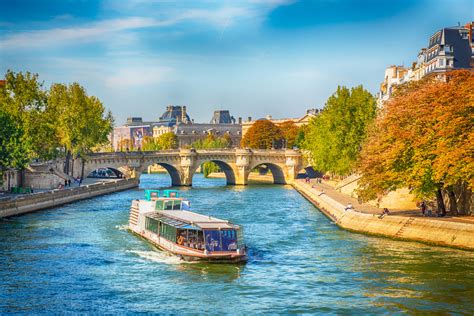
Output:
(210, 110), (234, 124)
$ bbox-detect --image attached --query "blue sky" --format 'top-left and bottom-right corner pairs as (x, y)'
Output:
(1, 0), (472, 124)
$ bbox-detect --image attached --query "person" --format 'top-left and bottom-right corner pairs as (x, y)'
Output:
(344, 203), (353, 211)
(378, 208), (389, 219)
(318, 189), (325, 196)
(420, 201), (426, 216)
(177, 235), (185, 245)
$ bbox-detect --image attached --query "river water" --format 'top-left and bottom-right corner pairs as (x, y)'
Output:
(1, 174), (473, 314)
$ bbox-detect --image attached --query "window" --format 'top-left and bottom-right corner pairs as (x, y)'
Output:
(155, 200), (163, 210)
(172, 201), (181, 210)
(164, 200), (173, 210)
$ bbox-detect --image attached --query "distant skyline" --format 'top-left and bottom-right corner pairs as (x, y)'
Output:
(1, 0), (472, 124)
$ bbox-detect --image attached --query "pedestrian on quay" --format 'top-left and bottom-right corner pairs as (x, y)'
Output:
(420, 201), (426, 216)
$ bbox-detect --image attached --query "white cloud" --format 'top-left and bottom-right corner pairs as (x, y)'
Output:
(0, 1), (291, 51)
(0, 17), (169, 50)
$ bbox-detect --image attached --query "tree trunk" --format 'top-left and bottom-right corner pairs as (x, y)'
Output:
(64, 150), (71, 175)
(71, 157), (74, 178)
(447, 189), (458, 215)
(436, 188), (446, 216)
(81, 156), (85, 179)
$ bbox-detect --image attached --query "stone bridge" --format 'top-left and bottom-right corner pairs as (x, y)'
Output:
(74, 149), (303, 186)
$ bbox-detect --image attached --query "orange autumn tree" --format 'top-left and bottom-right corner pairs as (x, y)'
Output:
(357, 70), (474, 215)
(241, 119), (283, 149)
(279, 120), (299, 148)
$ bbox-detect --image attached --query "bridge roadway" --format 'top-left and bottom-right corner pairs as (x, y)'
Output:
(74, 148), (303, 186)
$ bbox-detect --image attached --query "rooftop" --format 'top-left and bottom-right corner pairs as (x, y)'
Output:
(145, 210), (235, 229)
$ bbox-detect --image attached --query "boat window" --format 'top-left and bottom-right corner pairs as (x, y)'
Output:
(221, 230), (238, 251)
(159, 222), (177, 242)
(164, 200), (173, 210)
(155, 200), (164, 210)
(204, 230), (223, 252)
(172, 200), (181, 210)
(145, 217), (159, 233)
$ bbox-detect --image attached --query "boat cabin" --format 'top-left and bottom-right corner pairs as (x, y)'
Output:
(143, 189), (190, 211)
(143, 210), (244, 253)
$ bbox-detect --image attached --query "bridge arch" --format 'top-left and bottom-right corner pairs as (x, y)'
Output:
(86, 167), (125, 178)
(248, 162), (286, 185)
(140, 162), (182, 186)
(193, 159), (236, 185)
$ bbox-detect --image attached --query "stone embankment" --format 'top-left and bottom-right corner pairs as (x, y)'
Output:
(0, 178), (139, 218)
(293, 180), (474, 251)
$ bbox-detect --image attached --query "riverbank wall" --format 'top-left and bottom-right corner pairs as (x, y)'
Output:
(0, 178), (139, 218)
(292, 181), (474, 251)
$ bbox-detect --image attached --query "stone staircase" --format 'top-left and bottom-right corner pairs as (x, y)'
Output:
(394, 217), (416, 238)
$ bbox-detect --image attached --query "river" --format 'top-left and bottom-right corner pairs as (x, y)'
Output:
(1, 173), (473, 314)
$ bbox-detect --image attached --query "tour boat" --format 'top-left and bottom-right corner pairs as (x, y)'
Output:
(129, 190), (247, 263)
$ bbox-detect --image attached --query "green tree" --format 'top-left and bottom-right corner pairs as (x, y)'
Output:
(0, 109), (31, 172)
(241, 119), (283, 149)
(156, 132), (178, 150)
(48, 82), (114, 175)
(303, 85), (376, 175)
(0, 70), (59, 160)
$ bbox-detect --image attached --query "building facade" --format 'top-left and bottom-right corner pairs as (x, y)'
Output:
(110, 106), (242, 150)
(377, 22), (474, 107)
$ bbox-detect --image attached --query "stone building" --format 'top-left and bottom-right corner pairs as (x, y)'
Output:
(110, 106), (242, 150)
(377, 22), (474, 107)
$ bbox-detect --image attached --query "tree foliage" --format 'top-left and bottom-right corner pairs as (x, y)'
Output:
(141, 132), (178, 151)
(303, 85), (376, 175)
(241, 119), (283, 149)
(0, 109), (31, 170)
(48, 82), (114, 157)
(0, 70), (115, 180)
(357, 70), (474, 214)
(279, 121), (299, 148)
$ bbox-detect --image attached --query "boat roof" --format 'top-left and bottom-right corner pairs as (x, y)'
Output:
(144, 210), (236, 229)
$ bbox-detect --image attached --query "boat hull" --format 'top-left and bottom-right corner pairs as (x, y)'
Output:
(129, 227), (247, 263)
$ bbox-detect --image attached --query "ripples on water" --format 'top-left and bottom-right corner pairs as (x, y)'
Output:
(1, 174), (473, 314)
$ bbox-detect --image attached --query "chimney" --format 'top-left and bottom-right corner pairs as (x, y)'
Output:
(248, 116), (252, 122)
(238, 117), (242, 124)
(181, 106), (187, 123)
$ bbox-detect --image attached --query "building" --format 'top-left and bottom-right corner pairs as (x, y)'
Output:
(377, 22), (474, 107)
(210, 110), (235, 124)
(242, 109), (319, 137)
(111, 106), (242, 150)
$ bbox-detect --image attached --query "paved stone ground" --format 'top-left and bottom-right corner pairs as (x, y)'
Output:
(297, 179), (474, 224)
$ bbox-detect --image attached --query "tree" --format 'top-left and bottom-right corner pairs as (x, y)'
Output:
(48, 82), (114, 175)
(303, 85), (376, 176)
(156, 132), (178, 150)
(295, 125), (307, 148)
(279, 121), (299, 148)
(0, 70), (59, 160)
(141, 136), (160, 151)
(357, 70), (474, 215)
(241, 119), (283, 149)
(0, 109), (31, 172)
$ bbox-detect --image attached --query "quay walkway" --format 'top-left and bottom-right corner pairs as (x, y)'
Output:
(293, 179), (474, 250)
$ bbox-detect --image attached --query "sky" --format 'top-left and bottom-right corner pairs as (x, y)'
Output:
(0, 0), (472, 124)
